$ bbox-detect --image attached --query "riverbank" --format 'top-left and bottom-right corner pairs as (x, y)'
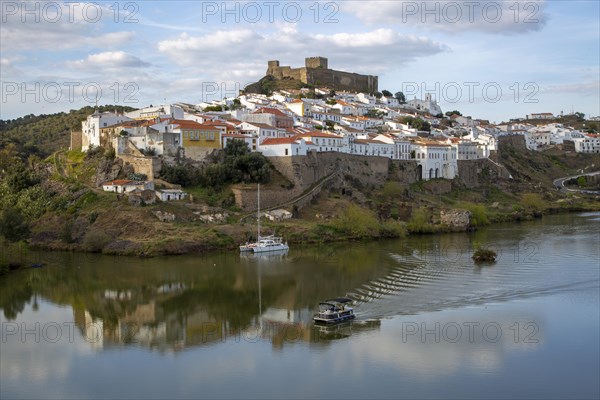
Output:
(2, 198), (597, 270)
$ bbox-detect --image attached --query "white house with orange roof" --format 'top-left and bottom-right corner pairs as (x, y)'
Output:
(258, 137), (309, 157)
(244, 107), (294, 129)
(237, 122), (286, 144)
(295, 131), (346, 152)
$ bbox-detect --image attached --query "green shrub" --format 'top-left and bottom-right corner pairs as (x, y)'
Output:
(457, 202), (490, 226)
(407, 207), (435, 233)
(83, 230), (110, 252)
(521, 193), (546, 211)
(332, 204), (379, 238)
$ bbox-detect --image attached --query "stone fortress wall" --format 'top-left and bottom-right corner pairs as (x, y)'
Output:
(266, 57), (378, 93)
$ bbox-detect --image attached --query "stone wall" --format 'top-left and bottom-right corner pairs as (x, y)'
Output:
(118, 154), (161, 180)
(265, 58), (378, 93)
(232, 153), (419, 211)
(457, 159), (510, 189)
(269, 152), (395, 193)
(70, 131), (83, 151)
(499, 134), (527, 149)
(232, 186), (301, 211)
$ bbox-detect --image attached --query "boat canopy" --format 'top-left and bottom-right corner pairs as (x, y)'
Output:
(320, 297), (352, 305)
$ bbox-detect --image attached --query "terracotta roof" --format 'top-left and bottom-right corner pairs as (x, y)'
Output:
(296, 131), (342, 139)
(261, 137), (298, 145)
(171, 119), (204, 129)
(253, 107), (289, 117)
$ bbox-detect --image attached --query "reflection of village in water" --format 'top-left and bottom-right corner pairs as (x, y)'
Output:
(67, 250), (384, 352)
(4, 223), (573, 353)
(73, 286), (380, 352)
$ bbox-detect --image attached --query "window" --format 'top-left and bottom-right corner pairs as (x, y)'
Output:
(285, 148), (289, 155)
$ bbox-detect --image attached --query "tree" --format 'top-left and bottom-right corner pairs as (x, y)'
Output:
(382, 90), (393, 97)
(374, 92), (383, 99)
(366, 109), (385, 119)
(398, 116), (430, 132)
(574, 112), (585, 120)
(394, 91), (406, 104)
(445, 110), (462, 117)
(230, 98), (242, 110)
(0, 207), (30, 242)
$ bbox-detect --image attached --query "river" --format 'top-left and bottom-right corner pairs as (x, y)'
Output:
(1, 212), (599, 399)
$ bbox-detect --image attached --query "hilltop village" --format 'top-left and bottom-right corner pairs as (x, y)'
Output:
(68, 57), (599, 208)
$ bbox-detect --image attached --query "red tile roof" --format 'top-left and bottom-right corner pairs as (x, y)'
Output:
(171, 119), (204, 129)
(253, 107), (289, 117)
(261, 137), (298, 145)
(296, 131), (342, 139)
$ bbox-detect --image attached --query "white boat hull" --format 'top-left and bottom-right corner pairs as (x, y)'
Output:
(251, 243), (289, 253)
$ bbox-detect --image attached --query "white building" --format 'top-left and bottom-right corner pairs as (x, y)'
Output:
(529, 112), (554, 120)
(411, 140), (457, 180)
(102, 180), (154, 194)
(572, 134), (600, 153)
(258, 137), (309, 157)
(125, 104), (184, 120)
(524, 131), (551, 150)
(286, 100), (311, 117)
(406, 94), (443, 116)
(237, 122), (286, 144)
(221, 134), (256, 151)
(156, 189), (188, 201)
(81, 111), (132, 150)
(357, 93), (376, 105)
(380, 96), (399, 107)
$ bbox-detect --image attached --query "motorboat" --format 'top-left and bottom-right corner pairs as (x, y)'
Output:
(313, 297), (355, 324)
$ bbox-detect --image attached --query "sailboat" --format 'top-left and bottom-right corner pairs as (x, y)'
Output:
(239, 183), (289, 253)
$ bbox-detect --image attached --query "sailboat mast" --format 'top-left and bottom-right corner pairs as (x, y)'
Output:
(257, 183), (260, 240)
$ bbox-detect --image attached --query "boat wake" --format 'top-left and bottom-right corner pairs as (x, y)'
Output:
(346, 250), (600, 320)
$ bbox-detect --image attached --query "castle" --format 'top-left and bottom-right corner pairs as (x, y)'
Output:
(264, 57), (378, 93)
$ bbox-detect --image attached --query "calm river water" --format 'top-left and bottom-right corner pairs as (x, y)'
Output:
(1, 212), (599, 399)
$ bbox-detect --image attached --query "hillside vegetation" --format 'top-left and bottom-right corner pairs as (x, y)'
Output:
(1, 109), (599, 269)
(0, 105), (135, 158)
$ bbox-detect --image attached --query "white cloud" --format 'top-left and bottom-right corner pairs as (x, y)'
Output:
(341, 0), (548, 34)
(0, 1), (136, 51)
(157, 28), (447, 86)
(67, 51), (151, 70)
(543, 80), (600, 96)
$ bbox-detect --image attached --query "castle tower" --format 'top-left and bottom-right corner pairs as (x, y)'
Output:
(267, 60), (280, 75)
(305, 57), (328, 69)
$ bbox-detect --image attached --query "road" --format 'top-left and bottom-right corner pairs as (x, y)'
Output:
(553, 171), (600, 194)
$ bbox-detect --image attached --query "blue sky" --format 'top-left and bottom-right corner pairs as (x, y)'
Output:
(1, 0), (598, 122)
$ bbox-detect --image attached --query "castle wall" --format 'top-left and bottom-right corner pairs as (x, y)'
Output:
(265, 58), (378, 92)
